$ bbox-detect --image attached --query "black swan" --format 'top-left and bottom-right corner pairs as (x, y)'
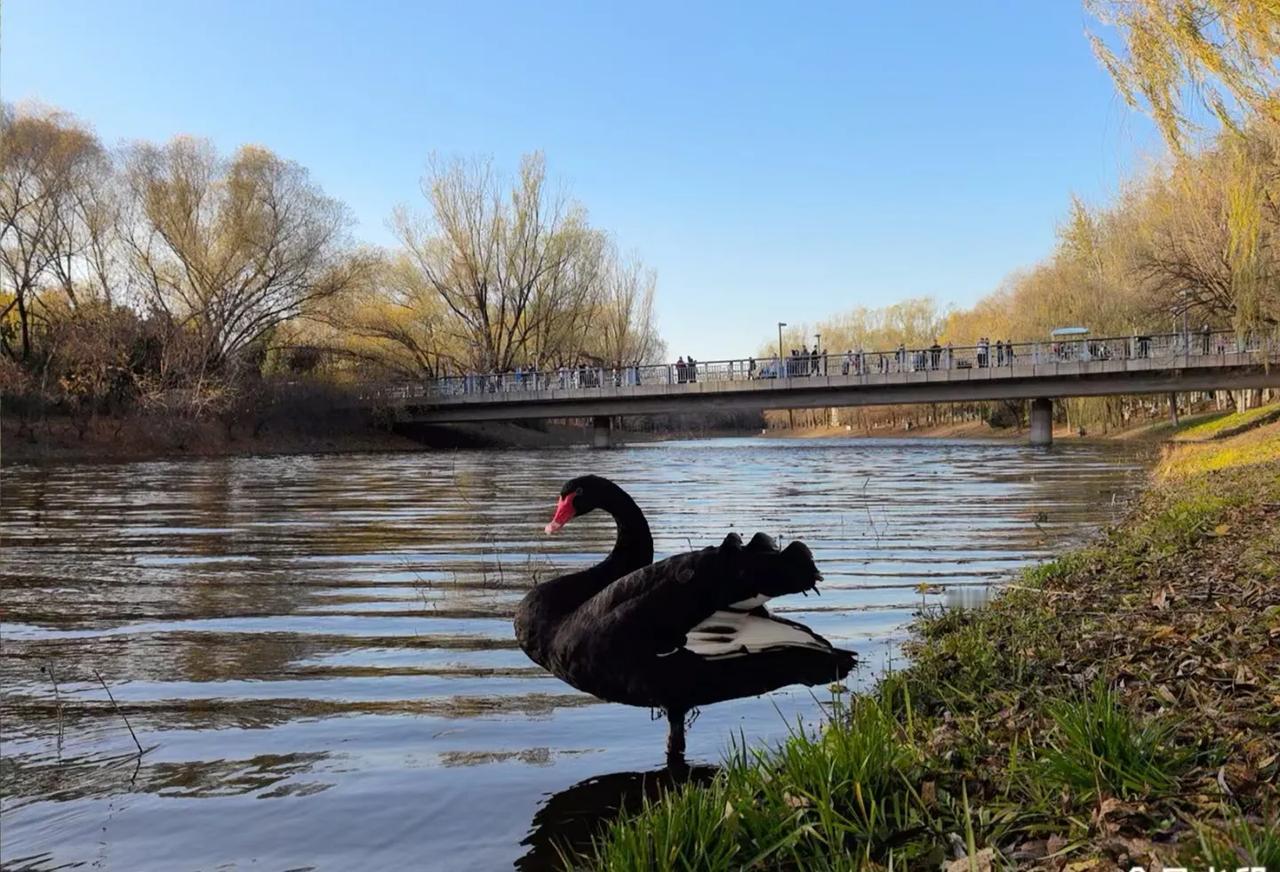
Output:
(513, 475), (856, 766)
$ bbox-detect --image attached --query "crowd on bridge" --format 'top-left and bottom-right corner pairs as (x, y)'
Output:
(428, 327), (1253, 398)
(755, 337), (1018, 380)
(449, 363), (648, 395)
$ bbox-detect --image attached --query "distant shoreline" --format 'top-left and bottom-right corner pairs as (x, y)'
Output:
(772, 405), (1248, 444)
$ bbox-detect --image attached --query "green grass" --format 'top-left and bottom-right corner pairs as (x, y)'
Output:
(1161, 419), (1280, 478)
(576, 428), (1280, 870)
(1133, 408), (1227, 440)
(572, 778), (742, 872)
(1190, 811), (1280, 871)
(580, 695), (945, 871)
(1127, 484), (1238, 558)
(582, 652), (1204, 869)
(1174, 401), (1280, 442)
(1039, 680), (1193, 801)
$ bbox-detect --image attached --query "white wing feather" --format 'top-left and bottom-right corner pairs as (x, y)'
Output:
(684, 610), (830, 660)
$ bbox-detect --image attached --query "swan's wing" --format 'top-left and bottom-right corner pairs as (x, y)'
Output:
(581, 537), (823, 658)
(744, 532), (779, 553)
(680, 609), (832, 659)
(724, 532), (783, 611)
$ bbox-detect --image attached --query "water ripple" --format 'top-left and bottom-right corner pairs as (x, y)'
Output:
(0, 437), (1148, 870)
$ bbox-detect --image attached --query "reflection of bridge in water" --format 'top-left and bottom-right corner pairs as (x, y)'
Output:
(365, 330), (1280, 446)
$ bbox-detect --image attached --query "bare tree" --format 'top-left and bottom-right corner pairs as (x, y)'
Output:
(121, 137), (368, 374)
(0, 105), (107, 359)
(521, 224), (608, 367)
(49, 146), (121, 305)
(592, 253), (663, 367)
(394, 152), (609, 372)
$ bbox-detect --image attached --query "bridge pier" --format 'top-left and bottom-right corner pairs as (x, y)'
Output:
(591, 415), (613, 449)
(1029, 398), (1053, 447)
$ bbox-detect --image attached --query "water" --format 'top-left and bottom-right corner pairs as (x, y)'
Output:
(0, 437), (1148, 871)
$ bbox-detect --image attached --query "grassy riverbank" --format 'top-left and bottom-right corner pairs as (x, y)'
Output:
(574, 422), (1280, 871)
(781, 404), (1279, 443)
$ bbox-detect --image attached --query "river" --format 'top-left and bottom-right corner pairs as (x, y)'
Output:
(0, 437), (1148, 871)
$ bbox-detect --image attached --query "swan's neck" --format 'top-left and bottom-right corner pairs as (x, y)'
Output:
(516, 486), (653, 663)
(544, 489), (652, 611)
(599, 493), (653, 578)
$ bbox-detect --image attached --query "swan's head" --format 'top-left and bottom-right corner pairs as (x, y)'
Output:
(545, 474), (611, 534)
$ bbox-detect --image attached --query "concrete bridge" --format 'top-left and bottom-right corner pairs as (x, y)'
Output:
(364, 330), (1280, 446)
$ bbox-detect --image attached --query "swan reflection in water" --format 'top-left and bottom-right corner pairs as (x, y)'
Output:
(516, 765), (718, 871)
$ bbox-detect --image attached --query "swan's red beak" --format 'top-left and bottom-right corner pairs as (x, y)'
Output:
(545, 494), (576, 534)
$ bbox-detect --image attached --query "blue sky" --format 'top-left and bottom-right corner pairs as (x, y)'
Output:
(3, 1), (1160, 358)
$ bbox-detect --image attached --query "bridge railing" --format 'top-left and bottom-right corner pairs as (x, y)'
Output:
(369, 329), (1275, 403)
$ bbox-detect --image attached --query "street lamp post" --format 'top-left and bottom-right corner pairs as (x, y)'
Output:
(778, 321), (794, 429)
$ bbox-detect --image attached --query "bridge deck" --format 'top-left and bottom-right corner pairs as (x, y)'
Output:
(367, 332), (1280, 423)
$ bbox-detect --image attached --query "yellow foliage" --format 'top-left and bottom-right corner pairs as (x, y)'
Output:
(1088, 0), (1280, 151)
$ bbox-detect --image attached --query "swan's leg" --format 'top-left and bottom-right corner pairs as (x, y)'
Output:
(665, 707), (687, 769)
(685, 707), (701, 730)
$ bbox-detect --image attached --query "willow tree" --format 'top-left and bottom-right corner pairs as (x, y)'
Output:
(395, 152), (610, 373)
(1088, 0), (1280, 150)
(122, 137), (367, 374)
(590, 255), (664, 368)
(518, 223), (608, 368)
(1089, 1), (1280, 329)
(334, 252), (456, 378)
(813, 298), (950, 353)
(941, 283), (1018, 345)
